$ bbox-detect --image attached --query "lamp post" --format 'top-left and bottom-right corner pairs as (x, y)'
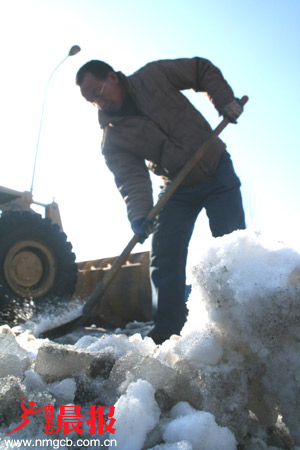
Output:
(30, 45), (81, 195)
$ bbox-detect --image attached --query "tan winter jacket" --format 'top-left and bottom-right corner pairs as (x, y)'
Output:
(98, 58), (236, 222)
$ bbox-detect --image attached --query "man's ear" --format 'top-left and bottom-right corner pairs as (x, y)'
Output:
(107, 71), (119, 83)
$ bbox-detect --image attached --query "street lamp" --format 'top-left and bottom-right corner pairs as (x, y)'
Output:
(30, 45), (81, 195)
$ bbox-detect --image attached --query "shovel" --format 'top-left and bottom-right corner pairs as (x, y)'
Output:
(40, 95), (248, 339)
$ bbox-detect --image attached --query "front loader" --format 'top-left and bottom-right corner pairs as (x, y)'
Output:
(0, 185), (152, 326)
(0, 186), (78, 323)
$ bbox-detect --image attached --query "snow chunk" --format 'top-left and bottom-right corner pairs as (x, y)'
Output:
(170, 401), (198, 418)
(110, 379), (160, 450)
(164, 403), (237, 450)
(191, 230), (300, 297)
(174, 329), (223, 368)
(75, 332), (155, 359)
(48, 378), (77, 403)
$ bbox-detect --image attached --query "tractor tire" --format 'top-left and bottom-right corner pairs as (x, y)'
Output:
(0, 211), (77, 324)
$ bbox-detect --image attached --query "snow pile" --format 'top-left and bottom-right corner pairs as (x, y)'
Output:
(1, 229), (300, 449)
(186, 230), (300, 355)
(178, 230), (300, 447)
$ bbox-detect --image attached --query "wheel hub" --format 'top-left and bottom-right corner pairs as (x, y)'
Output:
(10, 250), (43, 287)
(4, 240), (56, 298)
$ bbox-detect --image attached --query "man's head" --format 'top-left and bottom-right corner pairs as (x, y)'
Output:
(76, 60), (125, 112)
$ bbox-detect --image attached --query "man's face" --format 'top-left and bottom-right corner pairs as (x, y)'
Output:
(80, 71), (125, 112)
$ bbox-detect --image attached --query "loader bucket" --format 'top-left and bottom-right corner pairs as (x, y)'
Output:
(73, 251), (152, 329)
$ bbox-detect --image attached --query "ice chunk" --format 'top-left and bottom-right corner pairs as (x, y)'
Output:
(109, 379), (160, 450)
(0, 332), (31, 379)
(154, 389), (176, 415)
(34, 341), (94, 382)
(170, 359), (204, 410)
(15, 329), (45, 359)
(73, 373), (109, 406)
(86, 350), (116, 379)
(163, 407), (237, 450)
(0, 376), (55, 438)
(109, 352), (177, 396)
(171, 357), (248, 441)
(0, 376), (27, 426)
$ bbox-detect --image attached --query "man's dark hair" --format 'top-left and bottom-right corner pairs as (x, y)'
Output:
(76, 60), (114, 85)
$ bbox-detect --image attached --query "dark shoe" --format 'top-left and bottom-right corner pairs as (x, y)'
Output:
(146, 327), (173, 345)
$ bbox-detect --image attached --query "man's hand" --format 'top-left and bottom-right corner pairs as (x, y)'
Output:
(222, 98), (243, 123)
(131, 218), (155, 243)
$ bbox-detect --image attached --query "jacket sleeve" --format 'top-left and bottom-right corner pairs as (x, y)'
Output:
(154, 57), (235, 113)
(102, 134), (154, 223)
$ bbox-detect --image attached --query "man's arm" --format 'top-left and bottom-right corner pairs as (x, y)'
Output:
(154, 57), (236, 114)
(103, 146), (154, 223)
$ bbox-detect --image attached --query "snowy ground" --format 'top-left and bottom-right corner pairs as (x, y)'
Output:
(1, 229), (300, 450)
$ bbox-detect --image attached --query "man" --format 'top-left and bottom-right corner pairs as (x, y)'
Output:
(76, 57), (245, 344)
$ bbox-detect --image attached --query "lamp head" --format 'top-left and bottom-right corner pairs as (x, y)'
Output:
(68, 45), (81, 56)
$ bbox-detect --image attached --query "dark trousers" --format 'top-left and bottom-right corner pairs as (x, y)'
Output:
(150, 151), (245, 335)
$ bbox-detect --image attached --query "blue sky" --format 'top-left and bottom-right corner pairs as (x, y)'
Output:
(0, 0), (299, 261)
